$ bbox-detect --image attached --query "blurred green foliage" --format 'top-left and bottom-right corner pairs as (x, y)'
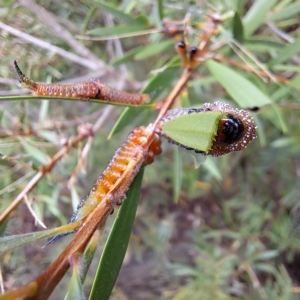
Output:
(1, 0), (300, 299)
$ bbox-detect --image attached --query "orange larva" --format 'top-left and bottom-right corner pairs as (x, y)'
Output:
(14, 61), (150, 105)
(44, 126), (161, 246)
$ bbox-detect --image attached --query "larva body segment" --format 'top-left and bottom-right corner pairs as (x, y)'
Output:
(92, 79), (150, 105)
(35, 82), (100, 98)
(14, 61), (150, 104)
(74, 126), (149, 221)
(44, 125), (162, 247)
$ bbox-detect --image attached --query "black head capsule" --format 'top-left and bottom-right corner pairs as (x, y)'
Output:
(217, 114), (244, 144)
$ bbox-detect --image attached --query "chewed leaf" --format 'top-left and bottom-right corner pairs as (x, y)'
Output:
(161, 102), (257, 157)
(162, 110), (224, 153)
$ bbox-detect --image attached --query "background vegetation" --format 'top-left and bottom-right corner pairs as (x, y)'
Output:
(1, 0), (300, 299)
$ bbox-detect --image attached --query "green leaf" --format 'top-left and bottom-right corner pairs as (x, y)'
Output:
(245, 37), (285, 51)
(19, 138), (49, 165)
(90, 0), (144, 26)
(71, 186), (81, 212)
(134, 40), (174, 60)
(162, 111), (224, 152)
(0, 217), (8, 236)
(0, 224), (77, 253)
(203, 157), (222, 180)
(271, 137), (298, 148)
(107, 107), (141, 139)
(80, 229), (102, 283)
(206, 60), (271, 108)
(39, 100), (49, 123)
(268, 2), (300, 22)
(66, 256), (85, 300)
(286, 73), (300, 91)
(112, 45), (145, 66)
(173, 147), (182, 203)
(243, 0), (277, 37)
(232, 11), (244, 43)
(87, 25), (147, 37)
(252, 250), (279, 261)
(143, 65), (180, 94)
(268, 36), (300, 66)
(89, 167), (144, 300)
(157, 0), (164, 20)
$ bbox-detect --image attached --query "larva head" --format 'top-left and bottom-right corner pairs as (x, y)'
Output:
(202, 101), (257, 156)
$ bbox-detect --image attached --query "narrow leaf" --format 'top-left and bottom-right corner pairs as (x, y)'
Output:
(252, 250), (279, 261)
(112, 45), (144, 66)
(157, 0), (164, 20)
(91, 0), (144, 26)
(268, 2), (300, 22)
(268, 36), (300, 66)
(89, 167), (144, 300)
(0, 222), (80, 253)
(173, 147), (182, 203)
(203, 157), (222, 180)
(206, 60), (271, 108)
(243, 0), (277, 37)
(66, 254), (85, 300)
(39, 100), (49, 123)
(134, 40), (173, 60)
(80, 229), (102, 283)
(19, 138), (49, 165)
(162, 111), (224, 152)
(107, 107), (141, 139)
(87, 25), (147, 37)
(233, 11), (244, 43)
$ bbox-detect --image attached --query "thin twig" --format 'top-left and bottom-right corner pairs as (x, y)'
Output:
(18, 0), (103, 66)
(23, 194), (47, 229)
(230, 39), (279, 83)
(68, 106), (114, 187)
(0, 22), (101, 71)
(267, 22), (294, 43)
